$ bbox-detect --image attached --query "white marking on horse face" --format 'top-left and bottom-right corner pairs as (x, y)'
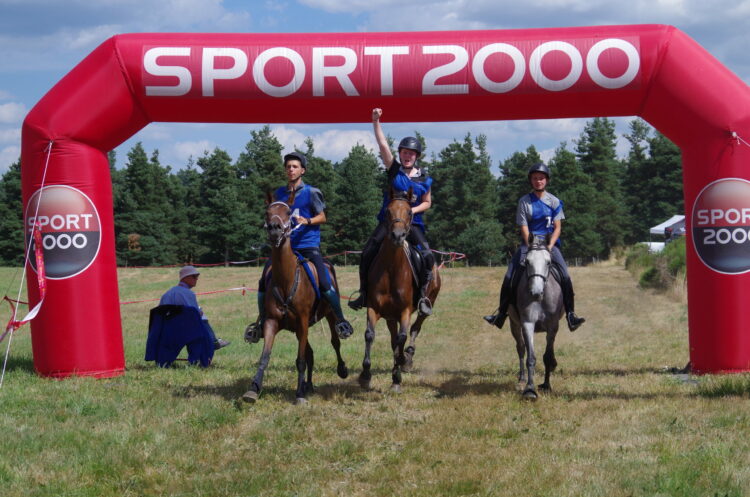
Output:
(526, 248), (551, 298)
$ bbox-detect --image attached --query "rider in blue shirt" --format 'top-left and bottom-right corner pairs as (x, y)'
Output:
(245, 152), (354, 342)
(348, 108), (436, 316)
(484, 163), (585, 331)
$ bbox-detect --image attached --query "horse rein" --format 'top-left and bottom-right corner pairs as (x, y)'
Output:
(526, 245), (551, 284)
(387, 199), (413, 235)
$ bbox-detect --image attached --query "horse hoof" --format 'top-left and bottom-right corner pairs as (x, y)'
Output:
(539, 383), (551, 392)
(390, 384), (401, 393)
(295, 397), (308, 405)
(401, 360), (413, 372)
(242, 390), (258, 403)
(358, 373), (371, 390)
(522, 388), (538, 401)
(337, 364), (349, 379)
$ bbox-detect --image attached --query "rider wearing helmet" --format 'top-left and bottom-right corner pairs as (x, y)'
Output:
(246, 151), (354, 342)
(348, 108), (436, 316)
(484, 162), (585, 331)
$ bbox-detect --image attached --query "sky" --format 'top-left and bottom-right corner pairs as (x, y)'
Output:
(0, 0), (748, 175)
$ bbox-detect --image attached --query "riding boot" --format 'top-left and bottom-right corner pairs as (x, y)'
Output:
(322, 288), (354, 339)
(244, 291), (265, 343)
(483, 275), (513, 329)
(417, 268), (433, 316)
(348, 240), (378, 311)
(561, 277), (585, 332)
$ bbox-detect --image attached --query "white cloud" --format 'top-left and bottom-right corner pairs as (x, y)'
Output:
(0, 145), (20, 173)
(0, 102), (26, 124)
(0, 128), (21, 144)
(172, 140), (214, 163)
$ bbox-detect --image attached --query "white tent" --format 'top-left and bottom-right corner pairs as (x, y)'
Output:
(649, 215), (685, 236)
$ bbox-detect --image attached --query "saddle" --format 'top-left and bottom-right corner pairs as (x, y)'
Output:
(265, 253), (336, 325)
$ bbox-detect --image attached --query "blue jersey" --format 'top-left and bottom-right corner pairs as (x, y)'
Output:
(516, 192), (564, 244)
(377, 159), (433, 229)
(274, 182), (325, 249)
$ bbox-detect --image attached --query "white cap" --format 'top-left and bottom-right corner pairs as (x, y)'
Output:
(179, 265), (200, 280)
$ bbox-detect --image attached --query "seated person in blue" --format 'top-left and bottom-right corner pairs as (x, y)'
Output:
(159, 265), (231, 349)
(246, 152), (354, 341)
(484, 163), (585, 332)
(348, 107), (436, 316)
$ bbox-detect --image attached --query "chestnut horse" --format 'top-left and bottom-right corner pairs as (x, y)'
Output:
(359, 188), (441, 392)
(242, 191), (348, 404)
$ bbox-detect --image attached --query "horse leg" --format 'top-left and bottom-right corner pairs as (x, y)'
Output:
(325, 313), (348, 379)
(242, 320), (278, 403)
(359, 308), (379, 390)
(391, 313), (410, 392)
(305, 342), (315, 394)
(521, 322), (538, 400)
(509, 319), (526, 384)
(540, 328), (559, 392)
(403, 313), (426, 372)
(294, 323), (310, 404)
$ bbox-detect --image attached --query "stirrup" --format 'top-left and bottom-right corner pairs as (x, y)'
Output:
(567, 312), (585, 332)
(417, 296), (432, 316)
(347, 291), (365, 311)
(244, 319), (263, 343)
(335, 319), (354, 339)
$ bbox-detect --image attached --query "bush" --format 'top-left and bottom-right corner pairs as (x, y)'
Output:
(625, 237), (686, 290)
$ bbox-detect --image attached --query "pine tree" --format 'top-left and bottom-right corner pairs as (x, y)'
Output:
(329, 144), (382, 260)
(0, 160), (24, 265)
(174, 161), (209, 263)
(115, 144), (178, 266)
(197, 148), (253, 264)
(548, 144), (603, 259)
(574, 117), (628, 257)
(300, 137), (338, 255)
(430, 134), (503, 264)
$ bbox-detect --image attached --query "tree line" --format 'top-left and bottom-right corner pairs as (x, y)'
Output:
(0, 118), (683, 267)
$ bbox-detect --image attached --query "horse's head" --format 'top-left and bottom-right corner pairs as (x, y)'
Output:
(385, 186), (413, 246)
(264, 189), (296, 248)
(525, 235), (552, 299)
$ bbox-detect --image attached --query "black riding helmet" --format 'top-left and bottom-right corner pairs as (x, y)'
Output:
(397, 136), (423, 157)
(527, 162), (550, 183)
(284, 151), (308, 169)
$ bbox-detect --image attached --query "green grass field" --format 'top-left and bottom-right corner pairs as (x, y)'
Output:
(1, 263), (749, 497)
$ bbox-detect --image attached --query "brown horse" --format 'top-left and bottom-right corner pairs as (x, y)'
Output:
(358, 188), (441, 392)
(242, 191), (348, 404)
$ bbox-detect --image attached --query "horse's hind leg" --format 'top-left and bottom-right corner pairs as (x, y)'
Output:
(305, 343), (315, 394)
(510, 320), (526, 384)
(521, 323), (538, 400)
(390, 317), (409, 392)
(403, 313), (426, 372)
(540, 329), (558, 392)
(294, 325), (311, 404)
(359, 309), (379, 390)
(326, 314), (348, 379)
(242, 322), (278, 404)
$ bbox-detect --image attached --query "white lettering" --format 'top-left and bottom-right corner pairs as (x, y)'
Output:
(697, 209), (710, 225)
(202, 48), (248, 97)
(529, 41), (583, 92)
(422, 45), (469, 95)
(50, 215), (65, 230)
(144, 47), (192, 96)
(312, 47), (359, 97)
(363, 46), (409, 96)
(472, 43), (525, 93)
(586, 38), (640, 89)
(252, 47), (306, 97)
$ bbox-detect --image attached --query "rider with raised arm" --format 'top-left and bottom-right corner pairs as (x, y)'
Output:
(348, 108), (436, 316)
(484, 162), (585, 331)
(246, 151), (354, 342)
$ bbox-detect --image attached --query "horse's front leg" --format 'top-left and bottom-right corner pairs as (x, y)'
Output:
(242, 319), (279, 403)
(390, 312), (410, 391)
(509, 318), (526, 384)
(540, 326), (559, 392)
(521, 321), (538, 400)
(403, 313), (426, 372)
(359, 308), (379, 390)
(294, 320), (311, 404)
(305, 342), (315, 394)
(325, 313), (348, 379)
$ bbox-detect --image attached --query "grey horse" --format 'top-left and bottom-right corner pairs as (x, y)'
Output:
(508, 235), (564, 400)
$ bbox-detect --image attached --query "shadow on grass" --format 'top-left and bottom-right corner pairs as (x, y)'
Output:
(2, 355), (35, 373)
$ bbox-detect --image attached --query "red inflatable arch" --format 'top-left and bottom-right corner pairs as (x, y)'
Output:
(21, 25), (750, 377)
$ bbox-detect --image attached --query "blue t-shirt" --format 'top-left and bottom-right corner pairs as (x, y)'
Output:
(273, 182), (325, 250)
(516, 191), (564, 243)
(377, 158), (433, 229)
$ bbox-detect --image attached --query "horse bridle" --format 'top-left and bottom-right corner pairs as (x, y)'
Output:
(265, 201), (303, 248)
(387, 198), (413, 235)
(525, 244), (551, 284)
